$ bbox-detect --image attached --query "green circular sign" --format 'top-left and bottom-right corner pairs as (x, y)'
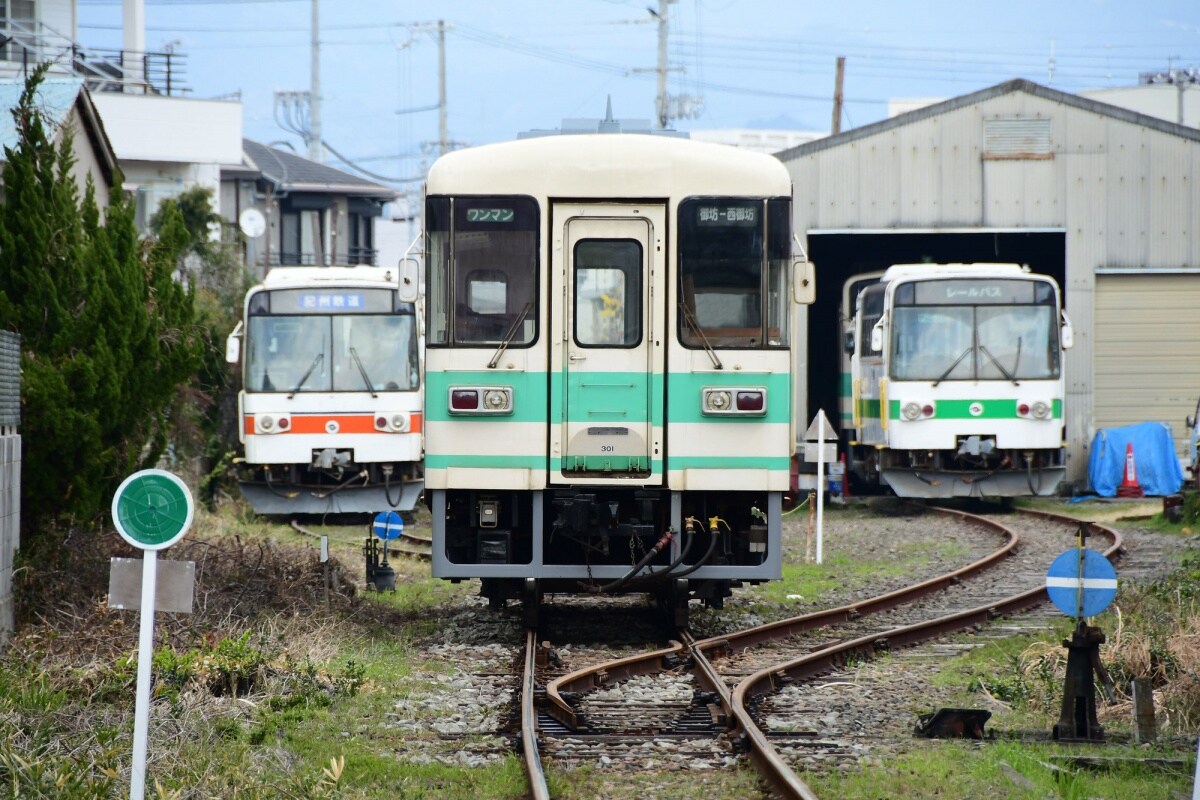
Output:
(111, 469), (194, 550)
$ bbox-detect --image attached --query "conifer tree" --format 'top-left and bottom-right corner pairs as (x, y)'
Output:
(0, 65), (203, 536)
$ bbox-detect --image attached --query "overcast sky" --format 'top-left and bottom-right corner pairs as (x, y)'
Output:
(75, 0), (1200, 189)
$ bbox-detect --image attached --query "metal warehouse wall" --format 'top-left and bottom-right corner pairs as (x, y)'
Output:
(1094, 273), (1200, 455)
(0, 331), (18, 648)
(779, 79), (1200, 485)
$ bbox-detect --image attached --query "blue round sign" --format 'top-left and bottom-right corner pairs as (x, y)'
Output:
(372, 511), (404, 541)
(1045, 548), (1118, 618)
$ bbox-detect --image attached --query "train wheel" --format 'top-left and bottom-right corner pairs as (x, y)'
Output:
(521, 579), (541, 628)
(654, 579), (689, 629)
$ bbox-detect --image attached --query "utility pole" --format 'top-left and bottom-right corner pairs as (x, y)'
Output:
(655, 0), (672, 129)
(437, 20), (448, 156)
(310, 0), (322, 162)
(1047, 37), (1056, 87)
(831, 56), (845, 135)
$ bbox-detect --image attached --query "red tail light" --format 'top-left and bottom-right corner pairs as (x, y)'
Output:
(450, 389), (479, 411)
(736, 391), (764, 412)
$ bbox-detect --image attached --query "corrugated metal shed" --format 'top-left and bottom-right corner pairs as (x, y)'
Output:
(779, 78), (1200, 485)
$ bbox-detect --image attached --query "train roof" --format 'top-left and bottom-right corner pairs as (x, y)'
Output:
(256, 266), (399, 290)
(426, 134), (791, 199)
(880, 262), (1043, 283)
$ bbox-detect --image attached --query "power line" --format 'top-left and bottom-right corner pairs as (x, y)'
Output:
(321, 139), (424, 184)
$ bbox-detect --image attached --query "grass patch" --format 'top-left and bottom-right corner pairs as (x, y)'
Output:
(553, 764), (763, 800)
(807, 740), (1193, 800)
(754, 536), (971, 606)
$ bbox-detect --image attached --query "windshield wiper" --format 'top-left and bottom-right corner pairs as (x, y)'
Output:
(487, 303), (533, 369)
(679, 301), (722, 370)
(288, 353), (324, 398)
(932, 346), (971, 387)
(979, 343), (1019, 385)
(349, 346), (378, 398)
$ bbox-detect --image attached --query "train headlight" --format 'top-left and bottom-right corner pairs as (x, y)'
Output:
(255, 414), (290, 434)
(901, 402), (934, 421)
(375, 413), (410, 432)
(484, 389), (512, 412)
(1031, 401), (1051, 419)
(448, 386), (513, 415)
(704, 390), (732, 413)
(702, 387), (766, 416)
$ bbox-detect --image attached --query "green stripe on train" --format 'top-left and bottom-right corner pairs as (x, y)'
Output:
(426, 454), (787, 472)
(554, 371), (661, 426)
(424, 370), (549, 423)
(667, 372), (791, 424)
(427, 369), (791, 424)
(857, 398), (882, 420)
(426, 454), (544, 469)
(886, 398), (1063, 420)
(668, 456), (791, 470)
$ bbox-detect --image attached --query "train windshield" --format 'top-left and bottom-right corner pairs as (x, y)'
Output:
(425, 196), (538, 346)
(244, 289), (419, 393)
(678, 197), (790, 348)
(889, 278), (1060, 382)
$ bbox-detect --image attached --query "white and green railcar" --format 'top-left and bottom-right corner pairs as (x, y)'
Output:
(422, 133), (814, 619)
(845, 263), (1073, 499)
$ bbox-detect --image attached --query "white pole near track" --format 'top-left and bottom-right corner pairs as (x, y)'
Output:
(1192, 735), (1200, 799)
(816, 408), (826, 565)
(130, 551), (158, 799)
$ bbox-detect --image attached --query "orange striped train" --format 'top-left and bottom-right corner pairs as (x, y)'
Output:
(225, 266), (424, 515)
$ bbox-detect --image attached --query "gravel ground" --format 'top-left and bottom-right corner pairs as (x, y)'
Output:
(380, 498), (1189, 798)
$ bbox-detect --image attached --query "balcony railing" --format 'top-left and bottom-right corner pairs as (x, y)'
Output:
(0, 19), (188, 96)
(261, 250), (381, 267)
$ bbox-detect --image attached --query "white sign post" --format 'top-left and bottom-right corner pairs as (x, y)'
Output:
(111, 469), (194, 800)
(804, 410), (838, 565)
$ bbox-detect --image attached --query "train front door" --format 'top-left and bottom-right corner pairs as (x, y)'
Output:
(552, 204), (665, 483)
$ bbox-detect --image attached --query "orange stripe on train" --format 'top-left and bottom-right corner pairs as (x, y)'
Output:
(244, 413), (424, 436)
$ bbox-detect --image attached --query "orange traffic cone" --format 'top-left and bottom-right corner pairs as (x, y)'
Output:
(1117, 442), (1145, 498)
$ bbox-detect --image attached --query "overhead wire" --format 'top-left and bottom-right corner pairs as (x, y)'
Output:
(74, 6), (1200, 178)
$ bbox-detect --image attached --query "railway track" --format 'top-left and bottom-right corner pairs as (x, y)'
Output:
(517, 505), (1128, 799)
(290, 519), (432, 561)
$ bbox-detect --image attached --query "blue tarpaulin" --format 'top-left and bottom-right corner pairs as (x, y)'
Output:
(1088, 422), (1184, 497)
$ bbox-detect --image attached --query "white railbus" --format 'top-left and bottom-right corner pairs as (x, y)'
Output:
(226, 266), (424, 515)
(844, 262), (1072, 498)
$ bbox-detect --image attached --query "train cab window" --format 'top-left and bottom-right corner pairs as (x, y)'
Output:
(331, 312), (420, 392)
(243, 288), (414, 394)
(425, 196), (539, 347)
(245, 316), (331, 393)
(857, 284), (886, 354)
(678, 197), (790, 349)
(573, 239), (642, 347)
(890, 278), (1061, 382)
